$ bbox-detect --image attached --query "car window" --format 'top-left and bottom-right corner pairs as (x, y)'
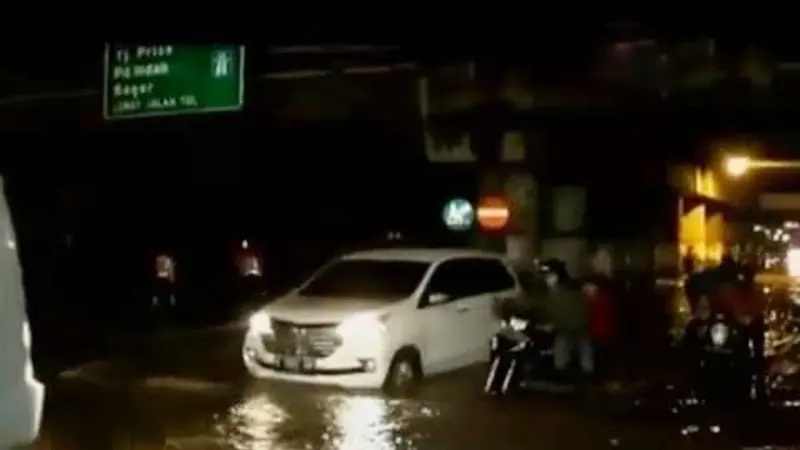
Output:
(423, 258), (517, 307)
(424, 259), (477, 304)
(470, 259), (517, 293)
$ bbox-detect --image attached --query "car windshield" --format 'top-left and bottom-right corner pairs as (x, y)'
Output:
(298, 259), (430, 300)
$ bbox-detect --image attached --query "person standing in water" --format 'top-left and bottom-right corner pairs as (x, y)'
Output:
(540, 259), (593, 383)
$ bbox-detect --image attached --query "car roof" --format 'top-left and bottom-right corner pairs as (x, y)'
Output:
(341, 247), (508, 264)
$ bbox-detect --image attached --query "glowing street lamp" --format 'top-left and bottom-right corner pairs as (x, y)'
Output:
(724, 156), (751, 177)
(723, 155), (800, 177)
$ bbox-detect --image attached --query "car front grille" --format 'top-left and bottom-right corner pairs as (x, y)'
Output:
(261, 319), (342, 357)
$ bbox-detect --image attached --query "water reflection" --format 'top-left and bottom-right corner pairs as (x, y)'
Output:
(219, 391), (289, 450)
(325, 395), (400, 450)
(216, 385), (434, 450)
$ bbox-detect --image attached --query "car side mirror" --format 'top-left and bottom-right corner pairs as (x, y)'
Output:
(428, 292), (450, 305)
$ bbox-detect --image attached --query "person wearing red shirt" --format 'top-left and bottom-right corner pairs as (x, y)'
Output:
(584, 279), (615, 378)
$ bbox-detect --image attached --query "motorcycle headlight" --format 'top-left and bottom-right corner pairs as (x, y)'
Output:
(248, 311), (273, 334)
(710, 323), (729, 347)
(336, 314), (386, 341)
(502, 316), (529, 332)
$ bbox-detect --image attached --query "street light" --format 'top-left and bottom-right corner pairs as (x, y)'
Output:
(725, 156), (751, 177)
(724, 155), (800, 177)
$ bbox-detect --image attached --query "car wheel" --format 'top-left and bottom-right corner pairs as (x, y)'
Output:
(383, 349), (421, 394)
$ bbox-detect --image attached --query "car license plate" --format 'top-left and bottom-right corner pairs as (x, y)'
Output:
(280, 356), (315, 372)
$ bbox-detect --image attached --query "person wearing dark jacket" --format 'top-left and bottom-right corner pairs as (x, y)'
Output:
(539, 259), (593, 380)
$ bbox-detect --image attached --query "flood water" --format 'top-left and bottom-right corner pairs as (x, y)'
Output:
(44, 366), (686, 450)
(37, 290), (800, 450)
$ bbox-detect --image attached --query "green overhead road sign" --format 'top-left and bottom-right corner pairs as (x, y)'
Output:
(103, 44), (245, 120)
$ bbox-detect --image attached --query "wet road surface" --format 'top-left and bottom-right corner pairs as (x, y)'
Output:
(39, 326), (684, 450)
(45, 364), (682, 450)
(36, 293), (800, 450)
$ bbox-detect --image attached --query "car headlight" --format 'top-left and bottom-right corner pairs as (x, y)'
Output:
(248, 311), (273, 334)
(710, 323), (729, 347)
(501, 316), (529, 332)
(336, 314), (386, 341)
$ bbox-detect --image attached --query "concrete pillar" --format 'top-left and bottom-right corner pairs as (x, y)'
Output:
(475, 130), (538, 261)
(542, 185), (588, 276)
(504, 170), (537, 265)
(552, 186), (586, 233)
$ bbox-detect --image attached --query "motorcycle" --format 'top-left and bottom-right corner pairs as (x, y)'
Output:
(484, 314), (556, 395)
(682, 312), (763, 407)
(648, 312), (768, 444)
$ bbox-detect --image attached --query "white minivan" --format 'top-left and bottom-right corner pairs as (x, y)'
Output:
(243, 248), (522, 391)
(0, 177), (45, 448)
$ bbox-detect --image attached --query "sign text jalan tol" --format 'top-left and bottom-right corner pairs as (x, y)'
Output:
(103, 44), (245, 120)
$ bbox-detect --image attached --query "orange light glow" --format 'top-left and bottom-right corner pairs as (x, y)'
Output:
(477, 196), (510, 230)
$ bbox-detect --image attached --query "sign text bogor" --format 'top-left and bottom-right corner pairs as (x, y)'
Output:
(103, 44), (245, 120)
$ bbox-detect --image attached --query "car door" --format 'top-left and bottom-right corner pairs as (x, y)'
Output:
(462, 258), (521, 357)
(418, 259), (477, 373)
